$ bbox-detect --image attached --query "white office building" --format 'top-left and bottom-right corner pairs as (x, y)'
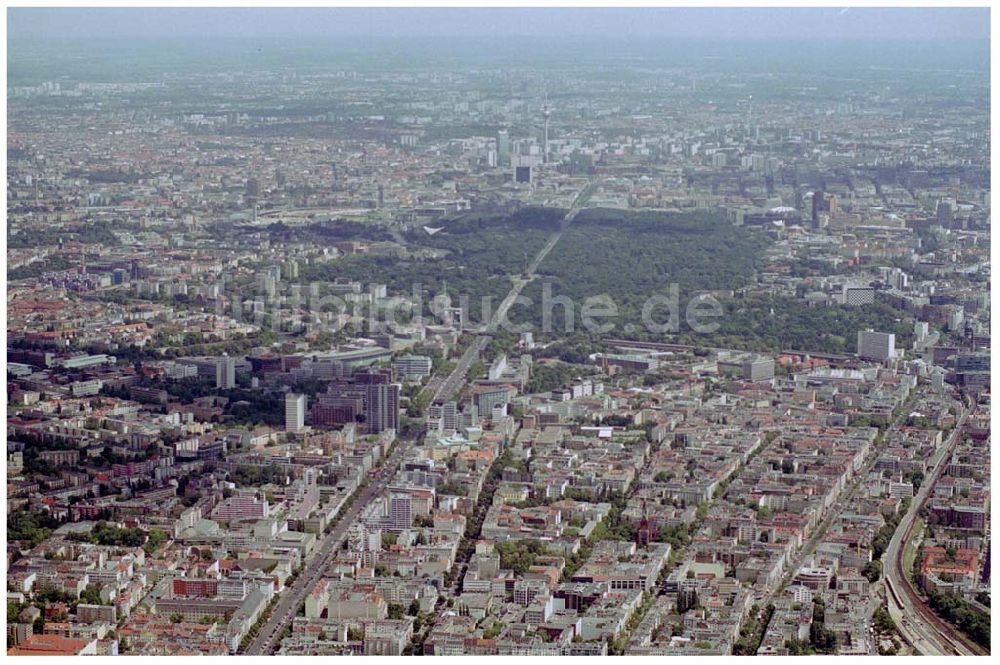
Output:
(285, 393), (306, 433)
(428, 401), (459, 433)
(857, 330), (896, 362)
(393, 354), (432, 380)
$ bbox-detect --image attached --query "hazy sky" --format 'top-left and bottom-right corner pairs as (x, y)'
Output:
(9, 7), (990, 41)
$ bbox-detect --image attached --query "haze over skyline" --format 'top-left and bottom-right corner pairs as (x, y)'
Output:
(9, 7), (990, 41)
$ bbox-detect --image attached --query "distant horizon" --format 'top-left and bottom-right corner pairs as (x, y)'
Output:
(9, 33), (992, 44)
(9, 26), (988, 86)
(8, 7), (990, 41)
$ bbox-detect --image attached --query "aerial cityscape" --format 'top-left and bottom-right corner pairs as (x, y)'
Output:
(4, 6), (991, 658)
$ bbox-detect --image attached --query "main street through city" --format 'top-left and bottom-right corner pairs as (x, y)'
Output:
(431, 182), (594, 404)
(242, 426), (422, 655)
(245, 182), (595, 654)
(758, 394), (921, 613)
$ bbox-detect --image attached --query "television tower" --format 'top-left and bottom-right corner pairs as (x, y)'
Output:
(542, 93), (551, 164)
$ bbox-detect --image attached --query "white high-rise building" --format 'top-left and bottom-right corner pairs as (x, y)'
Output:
(285, 393), (306, 433)
(428, 401), (459, 432)
(386, 493), (412, 534)
(216, 354), (236, 389)
(857, 330), (896, 362)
